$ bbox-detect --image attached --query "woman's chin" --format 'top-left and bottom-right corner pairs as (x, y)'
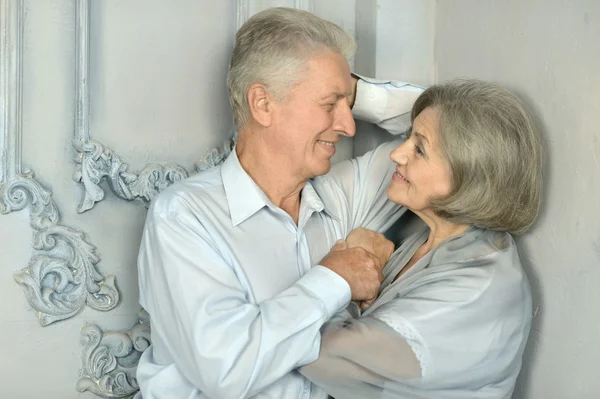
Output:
(386, 188), (406, 206)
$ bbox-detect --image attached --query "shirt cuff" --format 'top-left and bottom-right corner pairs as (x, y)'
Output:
(297, 265), (351, 319)
(352, 78), (389, 124)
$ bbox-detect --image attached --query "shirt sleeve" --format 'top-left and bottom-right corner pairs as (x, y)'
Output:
(137, 193), (351, 399)
(326, 77), (424, 232)
(352, 75), (424, 135)
(298, 308), (421, 399)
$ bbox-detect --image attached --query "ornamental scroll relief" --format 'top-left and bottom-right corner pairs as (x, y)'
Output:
(76, 310), (151, 399)
(69, 1), (304, 397)
(0, 0), (118, 326)
(72, 0), (236, 214)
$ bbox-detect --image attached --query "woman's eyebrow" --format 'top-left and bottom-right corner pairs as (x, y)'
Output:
(413, 131), (430, 146)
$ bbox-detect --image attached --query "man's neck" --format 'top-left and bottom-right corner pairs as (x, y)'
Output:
(236, 129), (306, 224)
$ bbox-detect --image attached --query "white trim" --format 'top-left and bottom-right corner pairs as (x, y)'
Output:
(294, 0), (314, 13)
(72, 0), (232, 213)
(74, 0), (90, 144)
(236, 0), (250, 34)
(0, 0), (119, 326)
(0, 0), (23, 184)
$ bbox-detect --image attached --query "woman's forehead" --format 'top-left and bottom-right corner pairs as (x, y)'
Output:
(412, 107), (441, 144)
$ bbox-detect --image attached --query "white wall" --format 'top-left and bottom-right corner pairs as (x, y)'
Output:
(353, 0), (436, 157)
(1, 0), (235, 397)
(4, 1), (596, 397)
(434, 1), (600, 398)
(0, 1), (368, 397)
(376, 0), (435, 86)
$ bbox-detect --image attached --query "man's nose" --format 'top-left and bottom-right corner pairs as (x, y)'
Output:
(334, 102), (356, 137)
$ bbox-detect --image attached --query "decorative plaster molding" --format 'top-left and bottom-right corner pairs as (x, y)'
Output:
(294, 0), (314, 13)
(72, 0), (320, 213)
(73, 139), (190, 211)
(194, 138), (235, 172)
(0, 0), (118, 325)
(77, 310), (151, 398)
(236, 0), (249, 34)
(0, 0), (23, 184)
(73, 137), (235, 211)
(72, 0), (234, 213)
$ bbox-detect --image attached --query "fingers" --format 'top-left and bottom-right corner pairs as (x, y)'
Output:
(321, 244), (383, 302)
(346, 228), (394, 266)
(360, 300), (373, 311)
(331, 239), (348, 252)
(365, 251), (384, 282)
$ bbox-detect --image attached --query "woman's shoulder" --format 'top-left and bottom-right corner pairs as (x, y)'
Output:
(380, 228), (527, 308)
(430, 228), (515, 264)
(366, 229), (531, 382)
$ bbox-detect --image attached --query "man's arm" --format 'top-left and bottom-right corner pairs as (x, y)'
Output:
(325, 76), (425, 233)
(351, 74), (424, 135)
(138, 193), (382, 398)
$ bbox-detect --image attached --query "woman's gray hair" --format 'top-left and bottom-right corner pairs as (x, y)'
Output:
(412, 80), (543, 235)
(227, 7), (356, 129)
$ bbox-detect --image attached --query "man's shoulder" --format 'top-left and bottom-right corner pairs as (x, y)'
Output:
(151, 166), (226, 217)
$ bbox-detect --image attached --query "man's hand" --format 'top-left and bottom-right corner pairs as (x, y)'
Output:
(345, 228), (395, 269)
(320, 240), (383, 302)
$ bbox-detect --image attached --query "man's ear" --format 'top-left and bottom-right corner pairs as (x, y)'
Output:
(247, 83), (273, 127)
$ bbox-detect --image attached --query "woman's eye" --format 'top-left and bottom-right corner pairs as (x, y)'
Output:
(416, 145), (425, 157)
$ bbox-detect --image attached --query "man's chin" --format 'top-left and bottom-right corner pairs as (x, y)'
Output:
(309, 160), (332, 179)
(316, 161), (332, 176)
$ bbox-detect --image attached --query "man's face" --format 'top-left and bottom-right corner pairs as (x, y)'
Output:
(269, 51), (356, 180)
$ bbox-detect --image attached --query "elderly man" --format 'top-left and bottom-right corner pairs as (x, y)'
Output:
(136, 7), (423, 399)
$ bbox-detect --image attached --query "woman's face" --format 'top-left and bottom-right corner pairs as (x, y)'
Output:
(387, 107), (453, 214)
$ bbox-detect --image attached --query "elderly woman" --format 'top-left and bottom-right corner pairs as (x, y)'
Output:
(299, 80), (542, 398)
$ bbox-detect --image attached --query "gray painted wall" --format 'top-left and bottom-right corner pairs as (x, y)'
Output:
(1, 0), (597, 397)
(435, 1), (600, 398)
(0, 0), (235, 397)
(0, 1), (359, 397)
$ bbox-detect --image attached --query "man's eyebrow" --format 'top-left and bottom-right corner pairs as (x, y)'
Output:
(320, 91), (352, 101)
(413, 131), (430, 145)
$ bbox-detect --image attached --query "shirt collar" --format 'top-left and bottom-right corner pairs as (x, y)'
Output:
(221, 148), (340, 226)
(221, 147), (269, 226)
(304, 177), (341, 222)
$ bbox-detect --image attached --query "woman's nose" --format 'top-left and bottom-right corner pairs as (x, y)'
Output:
(390, 144), (409, 165)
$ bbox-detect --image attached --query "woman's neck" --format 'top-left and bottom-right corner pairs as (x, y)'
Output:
(412, 210), (471, 257)
(393, 213), (470, 282)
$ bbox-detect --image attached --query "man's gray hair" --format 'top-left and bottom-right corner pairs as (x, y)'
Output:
(412, 80), (543, 235)
(227, 7), (356, 130)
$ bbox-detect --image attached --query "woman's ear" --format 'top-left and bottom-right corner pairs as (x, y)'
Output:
(247, 83), (273, 127)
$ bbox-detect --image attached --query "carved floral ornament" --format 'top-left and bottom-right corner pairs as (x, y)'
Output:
(0, 0), (118, 326)
(0, 0), (305, 397)
(72, 138), (234, 213)
(76, 310), (151, 398)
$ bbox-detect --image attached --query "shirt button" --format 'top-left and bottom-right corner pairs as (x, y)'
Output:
(369, 92), (375, 99)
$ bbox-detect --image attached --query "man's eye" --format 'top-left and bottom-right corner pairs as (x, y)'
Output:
(324, 104), (335, 112)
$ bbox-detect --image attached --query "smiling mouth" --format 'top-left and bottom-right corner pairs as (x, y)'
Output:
(317, 140), (336, 147)
(395, 171), (409, 183)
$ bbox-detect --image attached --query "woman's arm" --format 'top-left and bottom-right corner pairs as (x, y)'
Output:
(299, 314), (421, 399)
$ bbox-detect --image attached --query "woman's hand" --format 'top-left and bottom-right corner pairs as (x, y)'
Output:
(344, 228), (394, 311)
(345, 228), (395, 268)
